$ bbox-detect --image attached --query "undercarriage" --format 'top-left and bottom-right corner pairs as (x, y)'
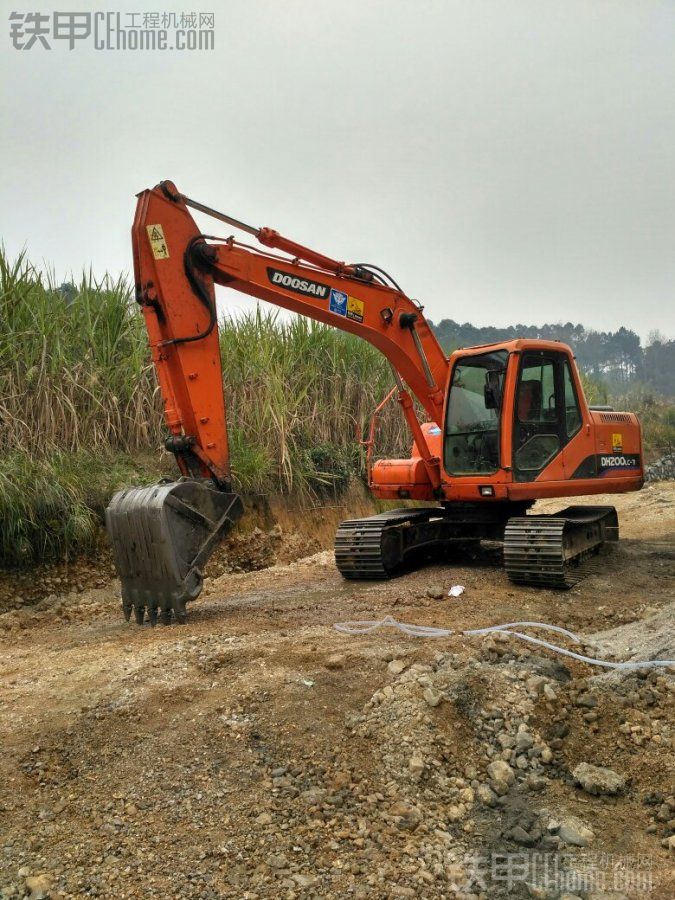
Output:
(335, 503), (619, 589)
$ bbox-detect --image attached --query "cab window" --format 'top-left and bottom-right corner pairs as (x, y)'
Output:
(444, 350), (507, 475)
(512, 351), (583, 480)
(514, 357), (560, 473)
(563, 360), (582, 437)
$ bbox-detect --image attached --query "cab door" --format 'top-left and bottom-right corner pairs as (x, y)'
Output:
(512, 351), (571, 482)
(560, 354), (590, 477)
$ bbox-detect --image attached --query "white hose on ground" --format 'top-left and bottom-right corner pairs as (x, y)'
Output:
(464, 621), (581, 641)
(333, 616), (675, 670)
(334, 615), (454, 639)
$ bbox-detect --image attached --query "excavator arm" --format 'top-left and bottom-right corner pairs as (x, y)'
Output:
(106, 181), (449, 623)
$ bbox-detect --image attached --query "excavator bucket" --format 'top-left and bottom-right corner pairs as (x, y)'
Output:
(105, 480), (243, 625)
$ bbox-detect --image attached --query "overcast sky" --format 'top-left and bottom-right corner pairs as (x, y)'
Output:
(1, 0), (673, 340)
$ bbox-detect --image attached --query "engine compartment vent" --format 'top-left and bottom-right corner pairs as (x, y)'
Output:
(599, 412), (631, 423)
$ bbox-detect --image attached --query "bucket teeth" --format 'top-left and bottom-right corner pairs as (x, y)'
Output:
(106, 480), (243, 624)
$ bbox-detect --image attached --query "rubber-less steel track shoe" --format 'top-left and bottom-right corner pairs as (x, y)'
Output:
(504, 506), (618, 588)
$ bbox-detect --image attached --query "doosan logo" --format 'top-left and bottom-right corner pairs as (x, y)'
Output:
(267, 267), (330, 299)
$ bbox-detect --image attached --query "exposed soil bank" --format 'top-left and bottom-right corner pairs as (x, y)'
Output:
(0, 482), (379, 614)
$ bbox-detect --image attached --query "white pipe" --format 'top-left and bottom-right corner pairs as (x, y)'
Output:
(333, 616), (675, 670)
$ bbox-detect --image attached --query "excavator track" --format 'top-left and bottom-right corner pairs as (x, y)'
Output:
(504, 505), (618, 589)
(335, 508), (447, 579)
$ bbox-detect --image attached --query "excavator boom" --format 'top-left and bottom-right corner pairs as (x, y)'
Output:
(107, 181), (449, 622)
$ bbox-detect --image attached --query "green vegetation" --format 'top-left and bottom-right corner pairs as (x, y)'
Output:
(609, 388), (675, 457)
(0, 250), (157, 458)
(218, 310), (402, 492)
(0, 249), (404, 566)
(579, 373), (609, 407)
(0, 452), (156, 568)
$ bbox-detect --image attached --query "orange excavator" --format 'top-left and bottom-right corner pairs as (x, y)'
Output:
(106, 181), (644, 624)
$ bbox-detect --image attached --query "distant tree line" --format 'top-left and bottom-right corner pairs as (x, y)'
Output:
(429, 320), (675, 397)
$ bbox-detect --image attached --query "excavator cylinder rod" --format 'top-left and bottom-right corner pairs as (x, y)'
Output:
(105, 480), (243, 624)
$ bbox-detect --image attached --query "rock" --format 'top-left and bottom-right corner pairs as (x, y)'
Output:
(526, 885), (554, 898)
(331, 770), (352, 790)
(447, 804), (466, 822)
(667, 835), (675, 855)
(388, 659), (406, 675)
(487, 759), (515, 794)
(266, 853), (288, 869)
(557, 816), (595, 847)
(426, 584), (445, 600)
(515, 731), (534, 753)
(527, 774), (549, 791)
(586, 894), (630, 900)
(299, 787), (326, 806)
(423, 687), (441, 707)
(575, 692), (597, 708)
(24, 875), (51, 900)
(409, 753), (425, 775)
(325, 653), (345, 670)
(655, 802), (670, 822)
(389, 800), (422, 830)
(572, 762), (626, 795)
(645, 452), (675, 481)
(458, 786), (474, 804)
(510, 824), (536, 846)
(255, 812), (272, 825)
(487, 759), (515, 782)
(526, 676), (548, 696)
(476, 783), (497, 806)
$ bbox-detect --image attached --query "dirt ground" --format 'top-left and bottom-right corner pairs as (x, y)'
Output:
(0, 484), (673, 899)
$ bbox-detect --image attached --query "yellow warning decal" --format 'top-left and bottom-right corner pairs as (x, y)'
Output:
(612, 432), (623, 452)
(346, 295), (364, 323)
(146, 224), (169, 260)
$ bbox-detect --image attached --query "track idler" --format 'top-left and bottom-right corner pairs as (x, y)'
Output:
(105, 480), (243, 624)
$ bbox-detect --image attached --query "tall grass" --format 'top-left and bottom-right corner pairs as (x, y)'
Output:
(0, 451), (157, 567)
(0, 250), (159, 456)
(0, 248), (407, 565)
(220, 310), (404, 491)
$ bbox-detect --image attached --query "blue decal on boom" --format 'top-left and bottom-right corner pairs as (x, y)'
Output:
(329, 288), (348, 316)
